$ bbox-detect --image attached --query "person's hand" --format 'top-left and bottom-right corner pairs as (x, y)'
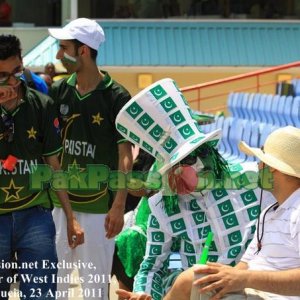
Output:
(67, 218), (84, 249)
(116, 289), (152, 300)
(194, 262), (248, 299)
(105, 203), (124, 239)
(0, 85), (18, 104)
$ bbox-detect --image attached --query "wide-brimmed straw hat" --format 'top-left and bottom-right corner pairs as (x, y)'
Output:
(115, 78), (221, 175)
(239, 126), (300, 178)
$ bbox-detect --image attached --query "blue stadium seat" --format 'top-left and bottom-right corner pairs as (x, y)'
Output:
(252, 93), (263, 122)
(239, 120), (252, 161)
(249, 122), (260, 147)
(283, 95), (293, 126)
(245, 93), (255, 121)
(264, 94), (274, 124)
(214, 115), (224, 131)
(222, 90), (297, 164)
(214, 116), (225, 152)
(236, 93), (249, 119)
(227, 92), (238, 117)
(270, 94), (281, 126)
(248, 122), (260, 162)
(291, 96), (300, 127)
(201, 122), (212, 134)
(292, 79), (300, 97)
(259, 123), (279, 147)
(238, 93), (249, 119)
(219, 117), (233, 158)
(277, 96), (287, 126)
(258, 94), (268, 123)
(226, 118), (245, 162)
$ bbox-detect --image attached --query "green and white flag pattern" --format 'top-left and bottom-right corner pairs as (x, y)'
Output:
(228, 245), (242, 259)
(137, 113), (155, 130)
(160, 97), (177, 112)
(184, 241), (196, 254)
(218, 200), (234, 216)
(150, 84), (167, 100)
(126, 102), (143, 119)
(129, 132), (140, 143)
(116, 79), (216, 175)
(178, 124), (195, 139)
(169, 111), (185, 126)
(116, 123), (128, 135)
(162, 137), (177, 153)
(133, 162), (275, 299)
(170, 218), (186, 233)
(149, 125), (164, 141)
(241, 190), (258, 205)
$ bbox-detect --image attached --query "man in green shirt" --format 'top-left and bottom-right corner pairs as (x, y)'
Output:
(48, 18), (133, 299)
(0, 34), (83, 299)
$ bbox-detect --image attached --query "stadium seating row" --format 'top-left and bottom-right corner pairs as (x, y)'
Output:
(202, 92), (299, 163)
(202, 117), (279, 163)
(227, 92), (300, 127)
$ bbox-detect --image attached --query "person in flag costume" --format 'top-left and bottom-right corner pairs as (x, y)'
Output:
(115, 78), (274, 300)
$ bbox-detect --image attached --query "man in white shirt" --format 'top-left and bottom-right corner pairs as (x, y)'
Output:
(164, 126), (300, 300)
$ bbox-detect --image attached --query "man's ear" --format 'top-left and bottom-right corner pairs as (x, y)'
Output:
(80, 45), (89, 57)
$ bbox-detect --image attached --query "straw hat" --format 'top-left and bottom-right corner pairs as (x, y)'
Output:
(239, 126), (300, 178)
(115, 78), (221, 175)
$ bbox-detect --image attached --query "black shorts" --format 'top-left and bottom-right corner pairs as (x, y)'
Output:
(111, 245), (134, 290)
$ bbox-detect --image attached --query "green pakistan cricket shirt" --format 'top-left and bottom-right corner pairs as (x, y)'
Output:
(49, 71), (131, 213)
(0, 84), (62, 213)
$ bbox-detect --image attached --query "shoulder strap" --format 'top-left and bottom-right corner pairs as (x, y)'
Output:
(23, 69), (36, 90)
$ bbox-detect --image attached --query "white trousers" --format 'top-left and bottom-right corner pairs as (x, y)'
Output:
(52, 208), (115, 300)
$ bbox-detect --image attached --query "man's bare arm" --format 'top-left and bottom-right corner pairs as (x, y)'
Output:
(44, 155), (84, 248)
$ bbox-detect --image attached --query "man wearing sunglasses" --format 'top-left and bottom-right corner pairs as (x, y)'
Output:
(0, 34), (84, 299)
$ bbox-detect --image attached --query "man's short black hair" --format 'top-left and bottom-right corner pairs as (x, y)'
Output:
(0, 34), (22, 60)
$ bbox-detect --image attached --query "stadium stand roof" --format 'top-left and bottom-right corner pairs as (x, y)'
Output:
(24, 20), (300, 67)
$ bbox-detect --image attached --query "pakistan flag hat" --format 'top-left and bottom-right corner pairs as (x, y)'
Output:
(115, 78), (221, 175)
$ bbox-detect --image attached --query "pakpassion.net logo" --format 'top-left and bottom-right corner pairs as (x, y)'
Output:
(28, 164), (274, 194)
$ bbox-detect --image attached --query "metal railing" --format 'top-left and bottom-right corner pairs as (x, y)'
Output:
(23, 36), (59, 68)
(181, 61), (300, 114)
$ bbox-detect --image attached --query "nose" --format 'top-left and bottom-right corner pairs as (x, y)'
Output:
(258, 161), (264, 170)
(7, 74), (19, 86)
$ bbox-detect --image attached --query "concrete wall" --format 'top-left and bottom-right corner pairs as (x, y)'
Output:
(105, 66), (282, 114)
(0, 28), (48, 55)
(104, 66), (259, 96)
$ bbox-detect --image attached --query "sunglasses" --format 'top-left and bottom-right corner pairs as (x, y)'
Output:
(179, 145), (213, 166)
(180, 155), (197, 166)
(0, 68), (24, 85)
(1, 114), (14, 143)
